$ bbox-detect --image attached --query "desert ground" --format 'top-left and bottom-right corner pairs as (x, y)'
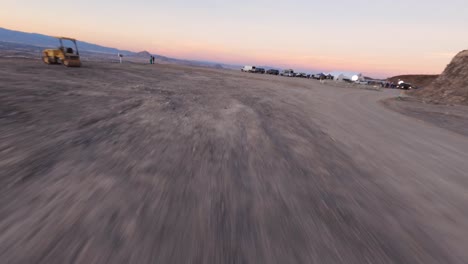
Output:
(1, 58), (468, 264)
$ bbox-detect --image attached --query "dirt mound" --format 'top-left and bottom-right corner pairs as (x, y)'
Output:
(413, 50), (468, 105)
(387, 75), (438, 88)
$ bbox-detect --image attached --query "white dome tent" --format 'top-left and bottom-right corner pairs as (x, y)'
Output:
(328, 71), (364, 82)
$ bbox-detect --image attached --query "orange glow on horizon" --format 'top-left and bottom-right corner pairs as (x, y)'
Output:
(1, 18), (452, 78)
(2, 0), (466, 78)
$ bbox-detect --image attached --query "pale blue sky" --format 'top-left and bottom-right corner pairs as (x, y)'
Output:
(2, 0), (468, 76)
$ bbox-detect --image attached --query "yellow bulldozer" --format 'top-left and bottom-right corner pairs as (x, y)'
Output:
(42, 37), (81, 67)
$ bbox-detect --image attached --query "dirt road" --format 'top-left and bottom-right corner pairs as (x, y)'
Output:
(1, 59), (468, 264)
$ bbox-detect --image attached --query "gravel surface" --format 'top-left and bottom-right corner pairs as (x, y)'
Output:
(1, 58), (468, 264)
(382, 97), (468, 137)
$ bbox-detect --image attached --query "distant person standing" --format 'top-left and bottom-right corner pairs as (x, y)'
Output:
(149, 56), (153, 64)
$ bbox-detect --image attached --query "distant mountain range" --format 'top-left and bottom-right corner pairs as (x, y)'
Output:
(0, 27), (245, 69)
(0, 27), (135, 55)
(0, 27), (319, 73)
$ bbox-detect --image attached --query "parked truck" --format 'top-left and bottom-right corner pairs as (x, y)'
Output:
(242, 66), (256, 72)
(281, 69), (295, 77)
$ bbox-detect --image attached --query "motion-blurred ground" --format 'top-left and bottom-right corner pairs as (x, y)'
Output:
(1, 58), (468, 264)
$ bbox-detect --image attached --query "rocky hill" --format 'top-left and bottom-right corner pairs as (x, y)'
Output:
(132, 51), (152, 58)
(414, 50), (468, 105)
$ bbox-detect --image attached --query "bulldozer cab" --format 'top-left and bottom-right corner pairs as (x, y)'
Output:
(57, 37), (80, 56)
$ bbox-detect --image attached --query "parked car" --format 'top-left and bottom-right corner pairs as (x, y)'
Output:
(266, 69), (279, 75)
(241, 65), (256, 72)
(281, 69), (295, 77)
(312, 73), (326, 80)
(397, 82), (413, 90)
(255, 68), (266, 74)
(295, 73), (308, 78)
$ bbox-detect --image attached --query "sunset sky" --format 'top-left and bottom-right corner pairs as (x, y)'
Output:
(2, 0), (468, 77)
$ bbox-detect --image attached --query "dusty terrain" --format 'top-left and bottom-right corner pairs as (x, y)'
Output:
(383, 97), (468, 137)
(1, 58), (468, 264)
